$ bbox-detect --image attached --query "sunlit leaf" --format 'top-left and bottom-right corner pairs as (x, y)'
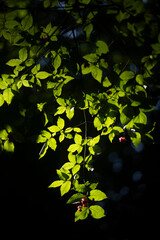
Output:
(67, 193), (86, 204)
(48, 138), (57, 150)
(89, 205), (105, 219)
(60, 180), (71, 196)
(4, 140), (14, 152)
(36, 71), (52, 79)
(3, 88), (14, 104)
(19, 48), (28, 62)
(49, 180), (64, 188)
(75, 206), (89, 222)
(89, 189), (107, 201)
(96, 40), (109, 55)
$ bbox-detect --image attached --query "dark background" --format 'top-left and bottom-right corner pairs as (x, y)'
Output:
(1, 109), (160, 239)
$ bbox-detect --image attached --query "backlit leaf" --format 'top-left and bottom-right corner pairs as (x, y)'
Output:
(4, 140), (14, 152)
(75, 206), (89, 222)
(90, 205), (105, 219)
(36, 71), (52, 79)
(48, 138), (57, 150)
(67, 193), (86, 204)
(57, 117), (65, 130)
(49, 180), (64, 188)
(6, 59), (22, 67)
(3, 88), (14, 105)
(60, 180), (71, 196)
(96, 40), (109, 55)
(83, 53), (99, 63)
(89, 189), (107, 201)
(19, 48), (28, 62)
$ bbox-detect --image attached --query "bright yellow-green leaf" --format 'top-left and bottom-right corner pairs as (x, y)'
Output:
(48, 138), (57, 150)
(89, 205), (105, 219)
(60, 180), (71, 196)
(72, 164), (80, 175)
(4, 140), (15, 152)
(0, 94), (4, 106)
(19, 48), (28, 62)
(36, 71), (52, 79)
(6, 59), (22, 67)
(96, 40), (109, 55)
(49, 180), (64, 188)
(89, 189), (107, 201)
(74, 134), (82, 145)
(57, 117), (65, 130)
(48, 125), (60, 132)
(103, 76), (111, 87)
(91, 66), (102, 83)
(3, 88), (14, 104)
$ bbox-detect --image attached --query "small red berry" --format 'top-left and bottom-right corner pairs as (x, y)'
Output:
(8, 132), (14, 142)
(42, 35), (50, 43)
(119, 136), (127, 143)
(77, 205), (82, 211)
(81, 197), (88, 207)
(106, 90), (112, 95)
(83, 62), (90, 68)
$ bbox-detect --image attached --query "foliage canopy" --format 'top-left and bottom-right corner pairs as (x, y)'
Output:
(0, 0), (160, 221)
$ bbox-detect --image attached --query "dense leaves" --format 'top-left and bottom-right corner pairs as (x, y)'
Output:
(0, 0), (159, 221)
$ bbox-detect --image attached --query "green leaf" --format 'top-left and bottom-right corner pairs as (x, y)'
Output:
(72, 164), (81, 175)
(0, 94), (4, 106)
(5, 20), (19, 29)
(131, 132), (141, 148)
(109, 132), (115, 143)
(31, 64), (40, 75)
(4, 140), (15, 152)
(96, 40), (109, 55)
(89, 205), (105, 219)
(48, 125), (60, 132)
(36, 71), (52, 79)
(57, 117), (65, 130)
(54, 54), (61, 70)
(0, 129), (8, 140)
(0, 79), (8, 90)
(136, 74), (144, 85)
(67, 144), (80, 153)
(83, 53), (99, 63)
(60, 180), (71, 196)
(120, 105), (133, 125)
(3, 88), (14, 105)
(19, 48), (28, 62)
(94, 117), (102, 131)
(120, 71), (135, 83)
(62, 162), (75, 170)
(89, 189), (107, 201)
(66, 106), (74, 120)
(21, 14), (33, 31)
(73, 127), (82, 133)
(47, 138), (57, 151)
(91, 66), (102, 83)
(75, 206), (89, 222)
(67, 193), (86, 204)
(48, 180), (64, 188)
(134, 111), (147, 125)
(6, 59), (22, 67)
(74, 134), (82, 145)
(103, 76), (111, 87)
